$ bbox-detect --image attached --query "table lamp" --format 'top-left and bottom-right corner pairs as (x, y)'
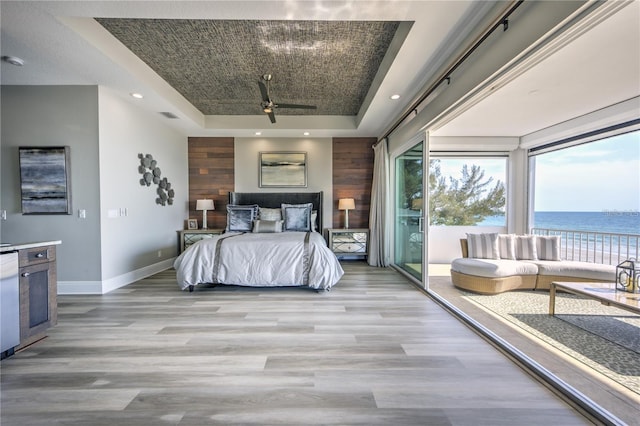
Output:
(338, 198), (355, 229)
(196, 199), (215, 229)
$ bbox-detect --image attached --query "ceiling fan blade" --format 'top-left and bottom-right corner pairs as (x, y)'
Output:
(276, 103), (317, 109)
(258, 81), (270, 102)
(267, 111), (276, 123)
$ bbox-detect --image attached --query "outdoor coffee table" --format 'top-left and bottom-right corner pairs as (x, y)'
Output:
(549, 281), (640, 316)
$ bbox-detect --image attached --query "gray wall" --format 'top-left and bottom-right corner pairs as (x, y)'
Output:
(1, 85), (102, 282)
(1, 85), (189, 293)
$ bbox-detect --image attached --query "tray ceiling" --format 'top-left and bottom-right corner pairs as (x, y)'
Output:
(96, 19), (401, 117)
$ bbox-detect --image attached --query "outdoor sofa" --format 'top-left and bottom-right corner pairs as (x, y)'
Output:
(450, 233), (616, 294)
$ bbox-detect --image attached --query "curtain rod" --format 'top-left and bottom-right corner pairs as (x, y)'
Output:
(377, 0), (524, 146)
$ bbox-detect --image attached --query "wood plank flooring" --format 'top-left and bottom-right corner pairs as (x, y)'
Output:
(0, 263), (592, 425)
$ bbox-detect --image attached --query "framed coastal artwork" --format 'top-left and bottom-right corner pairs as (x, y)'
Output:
(19, 146), (72, 214)
(259, 151), (307, 188)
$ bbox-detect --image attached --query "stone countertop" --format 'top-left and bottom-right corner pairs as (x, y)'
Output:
(0, 240), (62, 253)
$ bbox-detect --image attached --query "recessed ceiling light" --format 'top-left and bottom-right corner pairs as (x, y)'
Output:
(390, 94), (401, 100)
(130, 93), (143, 99)
(255, 132), (262, 136)
(2, 55), (24, 66)
(303, 132), (310, 136)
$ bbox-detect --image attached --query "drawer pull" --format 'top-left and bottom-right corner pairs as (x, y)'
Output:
(22, 272), (30, 277)
(36, 253), (45, 258)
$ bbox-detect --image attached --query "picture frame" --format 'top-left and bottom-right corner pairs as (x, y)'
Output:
(187, 219), (198, 230)
(259, 151), (307, 188)
(19, 146), (72, 214)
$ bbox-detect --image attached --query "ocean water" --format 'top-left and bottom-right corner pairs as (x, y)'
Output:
(479, 211), (640, 261)
(479, 211), (640, 235)
(533, 211), (640, 235)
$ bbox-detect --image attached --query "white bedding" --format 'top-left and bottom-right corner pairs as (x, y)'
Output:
(173, 231), (344, 291)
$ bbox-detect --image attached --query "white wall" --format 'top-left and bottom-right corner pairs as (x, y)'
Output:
(428, 226), (505, 263)
(234, 137), (334, 229)
(98, 87), (188, 292)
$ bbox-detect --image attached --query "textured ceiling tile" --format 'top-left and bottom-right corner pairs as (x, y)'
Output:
(96, 19), (401, 117)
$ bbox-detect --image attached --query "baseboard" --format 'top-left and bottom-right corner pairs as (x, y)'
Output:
(57, 280), (103, 295)
(58, 258), (175, 295)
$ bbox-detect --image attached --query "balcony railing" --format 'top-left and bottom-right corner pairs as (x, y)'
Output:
(531, 228), (639, 266)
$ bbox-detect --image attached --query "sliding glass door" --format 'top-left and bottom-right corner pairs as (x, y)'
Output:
(394, 141), (424, 281)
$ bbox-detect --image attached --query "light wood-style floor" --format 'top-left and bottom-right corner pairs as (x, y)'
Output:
(1, 262), (593, 425)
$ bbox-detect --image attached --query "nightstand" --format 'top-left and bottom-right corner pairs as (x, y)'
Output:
(327, 228), (369, 260)
(178, 229), (224, 253)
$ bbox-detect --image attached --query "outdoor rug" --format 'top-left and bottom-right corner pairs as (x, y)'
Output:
(461, 290), (640, 395)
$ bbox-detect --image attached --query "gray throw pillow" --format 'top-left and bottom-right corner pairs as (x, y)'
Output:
(281, 203), (312, 232)
(252, 220), (283, 233)
(226, 204), (258, 232)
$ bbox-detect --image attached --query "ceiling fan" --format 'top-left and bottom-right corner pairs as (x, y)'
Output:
(258, 74), (317, 123)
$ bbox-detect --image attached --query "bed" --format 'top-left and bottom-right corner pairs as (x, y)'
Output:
(174, 191), (344, 292)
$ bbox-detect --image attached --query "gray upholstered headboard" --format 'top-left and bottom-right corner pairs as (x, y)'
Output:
(228, 192), (323, 231)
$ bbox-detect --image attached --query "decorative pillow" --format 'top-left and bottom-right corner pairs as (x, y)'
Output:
(515, 235), (538, 260)
(259, 207), (282, 221)
(281, 203), (312, 232)
(466, 233), (499, 259)
(311, 210), (318, 232)
(252, 220), (283, 233)
(497, 234), (516, 260)
(536, 235), (561, 261)
(226, 204), (258, 232)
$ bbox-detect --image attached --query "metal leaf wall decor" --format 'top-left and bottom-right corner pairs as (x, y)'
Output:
(138, 153), (175, 206)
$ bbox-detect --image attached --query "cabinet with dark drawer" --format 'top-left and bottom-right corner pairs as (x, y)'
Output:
(18, 245), (57, 349)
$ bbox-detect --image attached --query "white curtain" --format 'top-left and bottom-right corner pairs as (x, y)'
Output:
(368, 139), (390, 267)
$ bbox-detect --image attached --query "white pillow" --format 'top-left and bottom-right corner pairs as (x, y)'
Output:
(259, 207), (282, 221)
(515, 235), (538, 260)
(536, 235), (561, 261)
(466, 233), (499, 259)
(497, 234), (516, 260)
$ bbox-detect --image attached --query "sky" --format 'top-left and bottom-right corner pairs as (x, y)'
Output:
(533, 131), (640, 212)
(433, 130), (640, 212)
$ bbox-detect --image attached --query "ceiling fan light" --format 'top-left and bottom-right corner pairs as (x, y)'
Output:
(263, 107), (272, 113)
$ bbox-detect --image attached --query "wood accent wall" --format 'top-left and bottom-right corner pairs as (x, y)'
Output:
(332, 137), (376, 229)
(187, 137), (234, 230)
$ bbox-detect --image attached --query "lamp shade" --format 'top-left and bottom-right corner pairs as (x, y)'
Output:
(196, 199), (214, 211)
(338, 198), (355, 210)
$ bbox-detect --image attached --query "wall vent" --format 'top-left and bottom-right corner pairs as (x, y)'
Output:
(159, 111), (179, 119)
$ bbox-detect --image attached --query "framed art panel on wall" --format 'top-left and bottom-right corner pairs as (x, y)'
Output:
(259, 151), (307, 188)
(19, 146), (72, 214)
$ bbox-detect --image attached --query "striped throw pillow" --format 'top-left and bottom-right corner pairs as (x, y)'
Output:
(498, 234), (516, 260)
(536, 235), (561, 261)
(515, 235), (538, 260)
(466, 233), (499, 259)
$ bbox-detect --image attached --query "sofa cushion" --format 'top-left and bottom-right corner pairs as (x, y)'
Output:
(530, 260), (615, 281)
(536, 235), (561, 261)
(451, 258), (538, 278)
(466, 233), (499, 259)
(498, 234), (516, 260)
(515, 235), (537, 260)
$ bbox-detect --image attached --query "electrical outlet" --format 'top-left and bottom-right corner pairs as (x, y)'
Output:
(157, 250), (162, 258)
(78, 209), (86, 219)
(1, 210), (6, 220)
